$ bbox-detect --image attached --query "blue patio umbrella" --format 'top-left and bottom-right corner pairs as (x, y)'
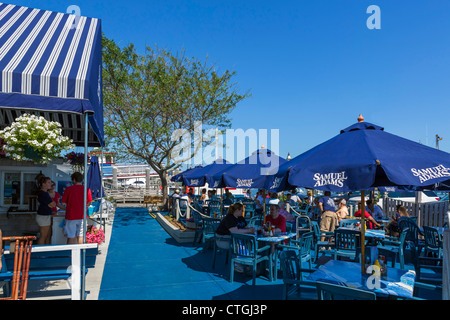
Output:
(182, 158), (233, 187)
(170, 166), (203, 183)
(87, 156), (104, 199)
(266, 117), (450, 273)
(267, 120), (450, 193)
(209, 148), (288, 189)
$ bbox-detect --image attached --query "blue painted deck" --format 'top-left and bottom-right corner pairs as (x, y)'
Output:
(98, 207), (315, 300)
(98, 207), (441, 300)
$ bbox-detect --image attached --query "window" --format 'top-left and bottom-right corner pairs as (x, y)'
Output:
(4, 172), (20, 205)
(2, 172), (40, 206)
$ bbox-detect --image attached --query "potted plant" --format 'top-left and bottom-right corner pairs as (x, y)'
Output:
(0, 113), (74, 164)
(64, 151), (89, 173)
(86, 226), (105, 245)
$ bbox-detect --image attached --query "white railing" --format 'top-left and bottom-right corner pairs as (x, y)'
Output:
(29, 243), (98, 300)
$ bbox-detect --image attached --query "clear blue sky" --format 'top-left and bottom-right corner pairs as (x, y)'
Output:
(8, 0), (450, 164)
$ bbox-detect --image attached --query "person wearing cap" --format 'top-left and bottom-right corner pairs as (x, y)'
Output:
(266, 199), (286, 234)
(336, 199), (349, 224)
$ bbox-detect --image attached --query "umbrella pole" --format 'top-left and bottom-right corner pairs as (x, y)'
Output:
(360, 190), (366, 274)
(263, 190), (266, 225)
(220, 188), (223, 218)
(100, 148), (104, 224)
(81, 112), (89, 300)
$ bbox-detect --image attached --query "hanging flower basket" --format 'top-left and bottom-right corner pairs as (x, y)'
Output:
(0, 113), (74, 164)
(64, 152), (89, 174)
(23, 145), (42, 161)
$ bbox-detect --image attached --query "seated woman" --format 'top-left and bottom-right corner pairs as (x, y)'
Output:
(216, 203), (255, 236)
(387, 205), (409, 237)
(354, 202), (381, 229)
(215, 203), (255, 273)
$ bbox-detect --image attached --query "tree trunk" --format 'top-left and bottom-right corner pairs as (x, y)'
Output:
(159, 171), (169, 211)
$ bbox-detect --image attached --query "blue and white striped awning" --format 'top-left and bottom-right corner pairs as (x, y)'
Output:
(0, 3), (103, 147)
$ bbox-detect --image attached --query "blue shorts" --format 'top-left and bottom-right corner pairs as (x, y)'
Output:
(64, 219), (84, 239)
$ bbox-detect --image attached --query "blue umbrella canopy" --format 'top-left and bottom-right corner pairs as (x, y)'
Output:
(269, 120), (450, 193)
(209, 148), (288, 189)
(170, 165), (203, 183)
(182, 158), (233, 187)
(87, 155), (104, 199)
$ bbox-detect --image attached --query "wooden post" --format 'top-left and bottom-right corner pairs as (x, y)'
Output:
(444, 229), (450, 300)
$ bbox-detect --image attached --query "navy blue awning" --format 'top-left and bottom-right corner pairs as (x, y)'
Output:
(0, 2), (104, 146)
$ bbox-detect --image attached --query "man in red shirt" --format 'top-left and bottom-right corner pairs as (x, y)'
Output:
(354, 202), (381, 229)
(266, 199), (286, 233)
(61, 172), (92, 244)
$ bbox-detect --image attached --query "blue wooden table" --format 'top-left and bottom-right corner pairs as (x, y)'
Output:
(256, 232), (296, 243)
(308, 260), (415, 299)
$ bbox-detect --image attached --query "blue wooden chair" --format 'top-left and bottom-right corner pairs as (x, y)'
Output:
(334, 229), (361, 262)
(208, 200), (221, 217)
(422, 226), (443, 258)
(295, 215), (312, 239)
(399, 218), (425, 255)
(230, 233), (272, 285)
(339, 219), (359, 228)
(247, 216), (263, 229)
(212, 233), (231, 269)
(378, 228), (408, 269)
(193, 200), (203, 214)
(297, 203), (311, 216)
(190, 209), (204, 245)
(222, 198), (234, 206)
(311, 221), (335, 262)
(416, 256), (443, 286)
(201, 216), (221, 248)
(315, 281), (376, 300)
(278, 231), (314, 274)
(242, 200), (256, 218)
(279, 250), (316, 300)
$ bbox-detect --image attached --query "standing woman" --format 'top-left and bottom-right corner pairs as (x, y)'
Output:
(36, 176), (56, 245)
(48, 181), (65, 213)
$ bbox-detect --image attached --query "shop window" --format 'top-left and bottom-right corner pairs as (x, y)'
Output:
(4, 172), (20, 205)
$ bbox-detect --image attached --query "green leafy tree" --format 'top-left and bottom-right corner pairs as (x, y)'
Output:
(102, 35), (250, 206)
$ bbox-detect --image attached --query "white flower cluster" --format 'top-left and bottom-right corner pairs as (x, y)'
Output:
(0, 113), (75, 164)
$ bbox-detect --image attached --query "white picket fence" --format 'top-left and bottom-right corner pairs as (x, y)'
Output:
(382, 197), (448, 227)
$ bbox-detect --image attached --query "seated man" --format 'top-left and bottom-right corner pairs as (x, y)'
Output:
(266, 199), (286, 234)
(355, 202), (381, 229)
(366, 199), (384, 221)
